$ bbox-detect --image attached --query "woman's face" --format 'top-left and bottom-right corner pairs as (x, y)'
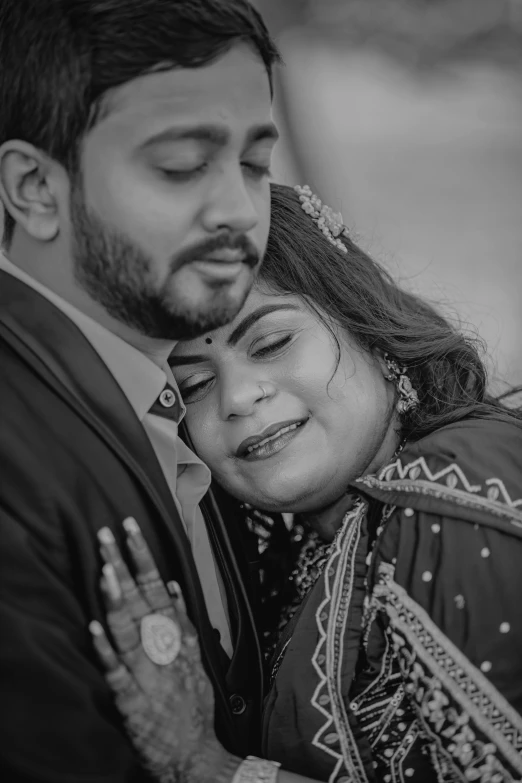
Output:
(170, 286), (399, 513)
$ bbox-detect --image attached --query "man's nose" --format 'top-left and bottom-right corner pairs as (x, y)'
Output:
(201, 166), (260, 236)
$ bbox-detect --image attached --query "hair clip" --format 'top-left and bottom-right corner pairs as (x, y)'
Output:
(294, 184), (348, 253)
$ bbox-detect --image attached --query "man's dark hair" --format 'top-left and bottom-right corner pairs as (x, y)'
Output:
(0, 0), (281, 246)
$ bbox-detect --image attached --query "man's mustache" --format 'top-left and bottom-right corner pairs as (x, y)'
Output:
(172, 234), (260, 271)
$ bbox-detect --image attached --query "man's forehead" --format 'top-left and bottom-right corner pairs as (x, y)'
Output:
(99, 44), (272, 129)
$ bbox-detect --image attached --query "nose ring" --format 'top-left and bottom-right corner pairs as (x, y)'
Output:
(259, 384), (268, 400)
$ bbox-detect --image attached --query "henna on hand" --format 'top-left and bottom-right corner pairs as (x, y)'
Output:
(90, 518), (227, 783)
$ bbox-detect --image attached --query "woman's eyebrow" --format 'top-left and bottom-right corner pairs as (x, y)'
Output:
(226, 304), (300, 347)
(169, 304), (300, 366)
(168, 354), (207, 367)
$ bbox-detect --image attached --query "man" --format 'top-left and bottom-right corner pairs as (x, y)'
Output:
(0, 1), (280, 780)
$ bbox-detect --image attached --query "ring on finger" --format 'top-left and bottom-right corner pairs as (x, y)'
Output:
(140, 613), (182, 666)
(106, 663), (132, 689)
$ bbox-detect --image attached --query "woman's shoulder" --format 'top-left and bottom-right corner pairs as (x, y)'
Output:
(403, 414), (522, 465)
(352, 418), (522, 781)
(353, 415), (522, 534)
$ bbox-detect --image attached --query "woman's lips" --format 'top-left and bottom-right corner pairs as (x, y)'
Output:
(236, 418), (308, 461)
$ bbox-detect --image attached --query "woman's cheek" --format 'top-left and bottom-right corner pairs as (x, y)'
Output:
(191, 416), (229, 474)
(185, 410), (210, 455)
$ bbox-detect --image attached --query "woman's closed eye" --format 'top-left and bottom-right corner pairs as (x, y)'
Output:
(250, 333), (293, 359)
(177, 334), (295, 404)
(178, 373), (215, 404)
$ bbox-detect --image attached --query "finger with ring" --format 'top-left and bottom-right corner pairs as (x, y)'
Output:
(90, 620), (122, 672)
(167, 581), (199, 646)
(98, 527), (149, 618)
(123, 518), (171, 611)
(140, 612), (182, 666)
(100, 566), (142, 654)
(102, 562), (122, 604)
(90, 620), (137, 695)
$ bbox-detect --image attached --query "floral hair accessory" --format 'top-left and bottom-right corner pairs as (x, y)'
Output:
(294, 184), (349, 253)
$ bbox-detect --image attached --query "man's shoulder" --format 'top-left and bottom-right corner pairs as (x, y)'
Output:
(0, 335), (117, 513)
(0, 335), (70, 433)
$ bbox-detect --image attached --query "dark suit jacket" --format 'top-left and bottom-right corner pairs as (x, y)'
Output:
(0, 271), (263, 782)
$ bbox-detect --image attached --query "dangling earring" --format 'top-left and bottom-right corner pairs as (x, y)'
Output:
(383, 353), (419, 415)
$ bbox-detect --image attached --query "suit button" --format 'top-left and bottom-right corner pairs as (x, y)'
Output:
(229, 694), (246, 715)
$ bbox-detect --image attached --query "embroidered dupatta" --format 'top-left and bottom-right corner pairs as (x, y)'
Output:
(261, 417), (522, 783)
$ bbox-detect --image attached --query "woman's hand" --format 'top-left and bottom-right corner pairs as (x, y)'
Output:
(89, 517), (240, 783)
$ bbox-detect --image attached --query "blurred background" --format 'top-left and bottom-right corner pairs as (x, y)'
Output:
(256, 0), (522, 390)
(1, 2), (520, 388)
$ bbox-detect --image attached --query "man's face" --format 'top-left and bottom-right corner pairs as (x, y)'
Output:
(72, 44), (276, 340)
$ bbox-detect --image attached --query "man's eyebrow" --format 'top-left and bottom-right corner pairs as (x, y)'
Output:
(140, 122), (279, 150)
(227, 304), (300, 347)
(140, 125), (229, 149)
(245, 123), (279, 146)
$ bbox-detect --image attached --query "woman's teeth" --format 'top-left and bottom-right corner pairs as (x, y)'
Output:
(246, 422), (302, 454)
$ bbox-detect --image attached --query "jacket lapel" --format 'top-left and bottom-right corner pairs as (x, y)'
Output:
(0, 271), (234, 732)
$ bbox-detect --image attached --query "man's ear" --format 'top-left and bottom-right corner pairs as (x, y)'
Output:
(0, 140), (63, 242)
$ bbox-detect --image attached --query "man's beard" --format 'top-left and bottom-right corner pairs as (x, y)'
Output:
(69, 185), (260, 340)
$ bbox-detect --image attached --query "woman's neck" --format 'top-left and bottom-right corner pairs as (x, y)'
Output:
(298, 428), (404, 542)
(298, 492), (359, 543)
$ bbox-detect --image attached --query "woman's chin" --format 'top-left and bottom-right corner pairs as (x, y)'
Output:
(233, 458), (354, 515)
(221, 428), (332, 512)
(238, 470), (321, 515)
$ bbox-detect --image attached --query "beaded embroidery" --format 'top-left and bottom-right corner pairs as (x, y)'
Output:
(308, 499), (371, 783)
(369, 562), (522, 782)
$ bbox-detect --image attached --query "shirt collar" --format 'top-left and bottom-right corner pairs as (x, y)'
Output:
(0, 253), (184, 421)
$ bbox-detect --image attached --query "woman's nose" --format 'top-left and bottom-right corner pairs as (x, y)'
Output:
(221, 379), (275, 419)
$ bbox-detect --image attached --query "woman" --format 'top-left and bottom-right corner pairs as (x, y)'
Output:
(91, 183), (522, 783)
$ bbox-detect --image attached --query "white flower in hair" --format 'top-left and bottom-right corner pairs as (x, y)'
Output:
(294, 184), (349, 253)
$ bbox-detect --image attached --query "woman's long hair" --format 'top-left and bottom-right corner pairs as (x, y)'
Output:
(260, 183), (522, 441)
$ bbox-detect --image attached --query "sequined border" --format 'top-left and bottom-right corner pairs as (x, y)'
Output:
(374, 565), (522, 778)
(310, 500), (370, 783)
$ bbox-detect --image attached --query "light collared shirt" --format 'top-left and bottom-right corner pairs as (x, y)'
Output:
(0, 253), (232, 657)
